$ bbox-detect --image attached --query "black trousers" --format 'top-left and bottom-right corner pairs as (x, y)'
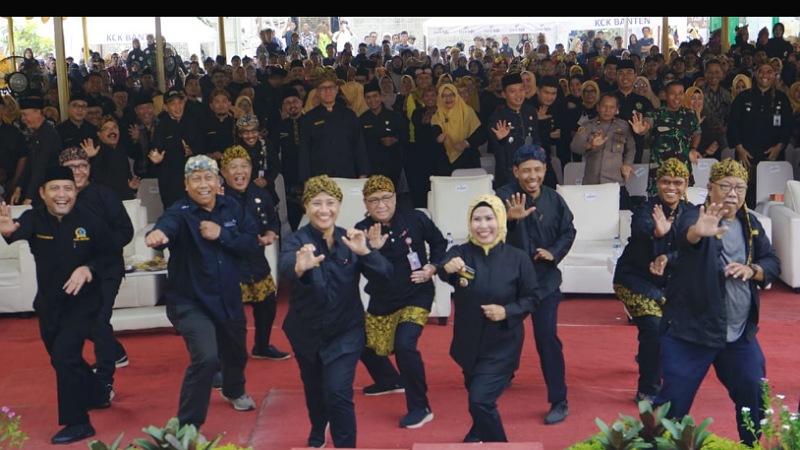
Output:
(249, 293), (277, 355)
(360, 322), (429, 412)
(530, 290), (567, 404)
(167, 302), (248, 427)
(88, 276), (127, 387)
(40, 307), (105, 426)
(463, 368), (512, 442)
(633, 315), (662, 396)
(295, 334), (361, 448)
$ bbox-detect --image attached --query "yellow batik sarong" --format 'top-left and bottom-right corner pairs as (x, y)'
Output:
(365, 306), (430, 356)
(240, 274), (277, 303)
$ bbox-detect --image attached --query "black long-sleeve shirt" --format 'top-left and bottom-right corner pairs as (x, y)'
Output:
(76, 182), (134, 280)
(298, 103), (370, 182)
(226, 183), (280, 281)
(358, 106), (407, 185)
(19, 122), (62, 205)
(152, 114), (206, 208)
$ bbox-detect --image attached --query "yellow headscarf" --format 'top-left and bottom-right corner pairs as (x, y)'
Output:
(431, 83), (481, 163)
(788, 82), (800, 113)
(683, 86), (704, 110)
(467, 194), (507, 255)
(580, 80), (600, 108)
(731, 74), (752, 100)
(339, 81), (368, 116)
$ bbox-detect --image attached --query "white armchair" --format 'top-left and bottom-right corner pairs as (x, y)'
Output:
(767, 180), (800, 291)
(555, 182), (632, 294)
(0, 205), (36, 314)
(111, 199), (170, 331)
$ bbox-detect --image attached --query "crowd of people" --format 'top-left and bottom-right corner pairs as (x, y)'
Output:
(0, 18), (792, 447)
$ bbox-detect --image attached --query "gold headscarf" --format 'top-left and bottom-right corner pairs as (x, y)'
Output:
(362, 175), (395, 199)
(467, 194), (507, 255)
(710, 158), (748, 183)
(431, 83), (481, 163)
(339, 81), (368, 116)
(683, 86), (704, 110)
(789, 82), (800, 113)
(580, 80), (600, 108)
(731, 74), (752, 100)
(656, 157), (690, 180)
(220, 145), (251, 168)
(302, 175), (343, 205)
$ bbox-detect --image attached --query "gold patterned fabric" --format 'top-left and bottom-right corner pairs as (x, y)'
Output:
(710, 158), (749, 183)
(302, 175), (343, 205)
(362, 175), (395, 198)
(365, 306), (430, 356)
(613, 283), (664, 318)
(240, 274), (276, 303)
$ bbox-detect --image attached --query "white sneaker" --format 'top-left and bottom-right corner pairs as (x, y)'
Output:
(221, 392), (256, 411)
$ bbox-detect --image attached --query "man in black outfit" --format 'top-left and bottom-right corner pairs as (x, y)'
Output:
(0, 166), (116, 444)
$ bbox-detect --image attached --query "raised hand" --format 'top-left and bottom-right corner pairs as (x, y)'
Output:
(148, 148), (165, 164)
(0, 202), (20, 236)
(128, 124), (141, 141)
(693, 203), (729, 237)
(365, 223), (388, 250)
(589, 131), (608, 150)
(628, 111), (650, 135)
(295, 243), (325, 276)
(652, 204), (674, 238)
(537, 105), (551, 121)
(504, 192), (536, 220)
(341, 228), (371, 255)
(81, 138), (100, 158)
(491, 120), (512, 140)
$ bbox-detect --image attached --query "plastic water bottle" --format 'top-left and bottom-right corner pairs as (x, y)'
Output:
(612, 236), (622, 259)
(446, 232), (454, 249)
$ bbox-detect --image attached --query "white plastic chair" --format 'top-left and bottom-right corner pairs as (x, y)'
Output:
(756, 161), (793, 207)
(136, 178), (163, 223)
(428, 174), (494, 243)
(562, 162), (585, 185)
(691, 158), (718, 188)
(625, 164), (649, 197)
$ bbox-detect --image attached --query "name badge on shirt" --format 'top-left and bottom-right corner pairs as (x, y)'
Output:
(774, 114), (781, 127)
(223, 220), (237, 228)
(524, 134), (533, 146)
(407, 251), (422, 271)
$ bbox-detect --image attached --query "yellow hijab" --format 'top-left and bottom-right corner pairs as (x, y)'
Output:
(580, 80), (600, 109)
(789, 82), (800, 113)
(340, 81), (368, 116)
(431, 83), (481, 163)
(731, 74), (752, 100)
(467, 194), (507, 255)
(521, 70), (538, 99)
(683, 86), (704, 110)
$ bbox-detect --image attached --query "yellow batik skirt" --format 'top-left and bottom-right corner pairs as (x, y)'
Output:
(613, 283), (665, 318)
(365, 306), (430, 356)
(240, 274), (277, 303)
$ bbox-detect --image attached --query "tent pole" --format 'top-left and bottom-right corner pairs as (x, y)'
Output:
(7, 18), (14, 56)
(54, 17), (70, 121)
(218, 17), (226, 57)
(82, 17), (90, 68)
(155, 17), (166, 93)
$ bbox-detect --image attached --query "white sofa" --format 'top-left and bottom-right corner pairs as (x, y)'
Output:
(767, 180), (800, 291)
(555, 182), (632, 294)
(0, 205), (36, 314)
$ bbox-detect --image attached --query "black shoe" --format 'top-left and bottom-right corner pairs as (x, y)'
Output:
(544, 400), (569, 425)
(51, 423), (96, 444)
(307, 422), (329, 448)
(463, 429), (482, 443)
(115, 354), (129, 368)
(211, 371), (222, 390)
(399, 407), (434, 428)
(252, 345), (291, 361)
(89, 385), (113, 410)
(363, 382), (405, 396)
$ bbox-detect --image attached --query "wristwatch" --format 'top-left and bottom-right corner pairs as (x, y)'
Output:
(749, 263), (760, 277)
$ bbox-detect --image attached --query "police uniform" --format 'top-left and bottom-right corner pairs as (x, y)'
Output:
(570, 117), (636, 201)
(4, 197), (115, 431)
(488, 103), (540, 188)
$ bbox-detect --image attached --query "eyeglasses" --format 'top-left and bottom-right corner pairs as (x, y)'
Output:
(64, 163), (89, 172)
(634, 83), (647, 89)
(318, 84), (337, 92)
(366, 194), (395, 206)
(714, 182), (748, 194)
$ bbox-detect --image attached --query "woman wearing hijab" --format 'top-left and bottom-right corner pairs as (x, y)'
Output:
(634, 76), (661, 109)
(521, 70), (538, 106)
(575, 80), (600, 126)
(430, 83), (487, 175)
(379, 75), (403, 112)
(731, 73), (752, 100)
(468, 60), (489, 90)
(438, 193), (538, 443)
(279, 175), (392, 448)
(339, 80), (368, 116)
(683, 87), (720, 159)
